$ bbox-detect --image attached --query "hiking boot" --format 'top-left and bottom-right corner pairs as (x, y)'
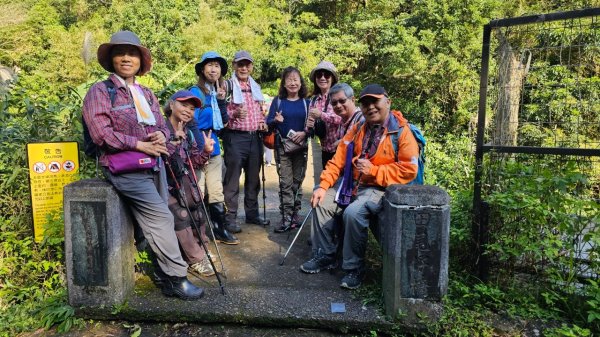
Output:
(225, 221), (242, 234)
(208, 203), (240, 244)
(246, 216), (270, 226)
(291, 212), (302, 227)
(340, 269), (365, 290)
(188, 258), (215, 277)
(300, 251), (337, 274)
(274, 215), (294, 233)
(161, 276), (204, 300)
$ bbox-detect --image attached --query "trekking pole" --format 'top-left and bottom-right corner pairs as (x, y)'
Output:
(279, 207), (314, 266)
(259, 132), (268, 225)
(181, 146), (227, 277)
(287, 149), (309, 240)
(273, 132), (285, 222)
(164, 157), (226, 295)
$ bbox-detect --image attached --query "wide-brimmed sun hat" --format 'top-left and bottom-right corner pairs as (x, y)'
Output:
(97, 31), (152, 76)
(309, 60), (339, 83)
(195, 51), (228, 77)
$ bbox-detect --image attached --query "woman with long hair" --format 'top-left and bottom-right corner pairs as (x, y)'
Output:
(266, 67), (310, 232)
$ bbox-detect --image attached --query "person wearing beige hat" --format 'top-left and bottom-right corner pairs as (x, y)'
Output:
(306, 61), (342, 170)
(83, 30), (204, 300)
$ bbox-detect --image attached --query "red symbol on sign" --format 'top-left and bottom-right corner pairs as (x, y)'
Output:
(33, 162), (46, 174)
(63, 160), (75, 172)
(48, 161), (61, 173)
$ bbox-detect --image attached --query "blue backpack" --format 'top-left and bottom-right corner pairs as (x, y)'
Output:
(355, 117), (426, 185)
(393, 123), (426, 185)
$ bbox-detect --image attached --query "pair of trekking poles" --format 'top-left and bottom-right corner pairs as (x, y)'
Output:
(164, 146), (227, 295)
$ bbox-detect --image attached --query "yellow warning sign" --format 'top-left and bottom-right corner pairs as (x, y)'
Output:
(27, 142), (79, 242)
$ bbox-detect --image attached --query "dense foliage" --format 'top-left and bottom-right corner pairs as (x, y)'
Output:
(1, 0), (598, 335)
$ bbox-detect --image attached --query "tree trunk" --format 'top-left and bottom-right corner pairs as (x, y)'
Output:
(493, 32), (529, 147)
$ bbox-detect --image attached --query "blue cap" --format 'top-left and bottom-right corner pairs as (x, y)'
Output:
(170, 90), (202, 108)
(195, 51), (228, 76)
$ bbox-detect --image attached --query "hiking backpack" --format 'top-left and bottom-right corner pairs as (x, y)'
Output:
(393, 123), (426, 185)
(82, 80), (117, 158)
(355, 118), (426, 185)
(82, 80), (154, 158)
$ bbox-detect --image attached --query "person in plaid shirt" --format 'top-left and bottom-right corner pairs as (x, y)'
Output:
(306, 61), (342, 170)
(82, 31), (204, 300)
(221, 50), (270, 233)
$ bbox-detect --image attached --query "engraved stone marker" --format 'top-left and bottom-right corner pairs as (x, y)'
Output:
(379, 185), (450, 323)
(64, 179), (135, 307)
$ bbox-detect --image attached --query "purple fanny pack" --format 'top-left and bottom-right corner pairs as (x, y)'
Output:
(107, 151), (157, 174)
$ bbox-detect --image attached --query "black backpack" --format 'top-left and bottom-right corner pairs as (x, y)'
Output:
(82, 80), (117, 157)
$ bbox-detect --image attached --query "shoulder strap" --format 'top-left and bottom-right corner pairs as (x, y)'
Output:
(102, 80), (117, 107)
(225, 79), (233, 101)
(322, 94), (330, 113)
(392, 128), (401, 162)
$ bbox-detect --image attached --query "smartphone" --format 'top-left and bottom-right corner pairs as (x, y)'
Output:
(287, 129), (296, 138)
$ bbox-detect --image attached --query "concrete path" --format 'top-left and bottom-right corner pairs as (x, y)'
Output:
(78, 141), (392, 334)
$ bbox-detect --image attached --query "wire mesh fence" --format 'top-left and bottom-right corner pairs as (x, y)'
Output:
(473, 9), (600, 287)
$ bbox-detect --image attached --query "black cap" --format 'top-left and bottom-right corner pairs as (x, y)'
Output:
(358, 84), (388, 102)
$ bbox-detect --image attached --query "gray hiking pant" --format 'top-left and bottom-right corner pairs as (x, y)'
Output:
(311, 181), (385, 271)
(276, 147), (307, 217)
(104, 167), (188, 277)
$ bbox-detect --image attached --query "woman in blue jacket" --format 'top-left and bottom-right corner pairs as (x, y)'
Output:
(190, 51), (239, 244)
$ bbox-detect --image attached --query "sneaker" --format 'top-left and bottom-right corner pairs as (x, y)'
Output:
(300, 252), (337, 273)
(340, 269), (364, 289)
(188, 258), (215, 277)
(274, 215), (294, 233)
(291, 213), (302, 227)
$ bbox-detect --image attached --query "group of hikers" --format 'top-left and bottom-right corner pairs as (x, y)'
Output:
(82, 31), (421, 300)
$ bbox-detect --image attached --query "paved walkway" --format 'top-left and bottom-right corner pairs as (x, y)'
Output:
(78, 140), (391, 334)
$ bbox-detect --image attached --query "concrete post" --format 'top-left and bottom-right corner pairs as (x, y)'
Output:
(64, 178), (135, 307)
(379, 185), (450, 323)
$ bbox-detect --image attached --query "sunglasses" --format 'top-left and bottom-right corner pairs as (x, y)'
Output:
(330, 98), (348, 106)
(315, 71), (332, 79)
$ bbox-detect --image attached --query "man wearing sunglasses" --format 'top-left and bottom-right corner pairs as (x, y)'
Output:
(300, 84), (419, 290)
(329, 83), (364, 148)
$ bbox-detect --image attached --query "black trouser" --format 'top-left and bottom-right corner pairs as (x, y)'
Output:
(222, 129), (262, 223)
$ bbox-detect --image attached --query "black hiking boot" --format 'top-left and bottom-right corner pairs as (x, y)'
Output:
(209, 203), (240, 244)
(161, 276), (204, 300)
(274, 215), (294, 233)
(246, 216), (270, 226)
(300, 250), (337, 273)
(340, 268), (365, 290)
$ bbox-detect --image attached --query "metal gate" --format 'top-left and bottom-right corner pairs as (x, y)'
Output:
(472, 9), (600, 282)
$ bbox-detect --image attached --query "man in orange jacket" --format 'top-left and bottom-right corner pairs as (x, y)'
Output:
(300, 84), (420, 289)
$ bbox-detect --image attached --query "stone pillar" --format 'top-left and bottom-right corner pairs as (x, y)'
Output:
(379, 185), (450, 323)
(64, 178), (135, 307)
